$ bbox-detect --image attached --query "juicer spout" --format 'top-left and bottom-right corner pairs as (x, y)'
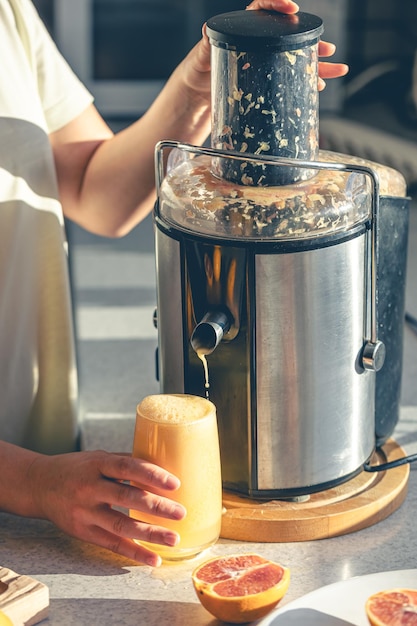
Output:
(191, 310), (231, 356)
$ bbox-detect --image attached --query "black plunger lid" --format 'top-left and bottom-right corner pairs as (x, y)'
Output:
(206, 10), (324, 51)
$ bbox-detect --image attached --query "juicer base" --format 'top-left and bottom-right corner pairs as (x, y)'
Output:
(220, 439), (409, 542)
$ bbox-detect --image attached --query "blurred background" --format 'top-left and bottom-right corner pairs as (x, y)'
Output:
(31, 0), (417, 430)
(32, 0), (417, 193)
(32, 0), (417, 131)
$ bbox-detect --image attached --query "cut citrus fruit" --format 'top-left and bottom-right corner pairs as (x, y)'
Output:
(191, 553), (290, 623)
(365, 588), (417, 625)
(0, 611), (13, 626)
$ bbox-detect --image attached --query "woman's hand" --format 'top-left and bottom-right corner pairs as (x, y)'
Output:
(53, 0), (349, 238)
(246, 1), (349, 89)
(29, 450), (186, 567)
(181, 0), (348, 100)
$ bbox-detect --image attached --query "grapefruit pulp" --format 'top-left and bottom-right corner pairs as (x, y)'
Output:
(191, 553), (290, 623)
(366, 588), (417, 625)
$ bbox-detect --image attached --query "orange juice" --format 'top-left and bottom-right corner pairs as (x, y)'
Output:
(130, 394), (222, 561)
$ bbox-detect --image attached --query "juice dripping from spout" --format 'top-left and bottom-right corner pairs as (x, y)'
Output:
(197, 350), (210, 400)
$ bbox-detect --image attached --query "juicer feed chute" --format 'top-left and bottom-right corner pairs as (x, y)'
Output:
(208, 10), (323, 186)
(153, 10), (409, 498)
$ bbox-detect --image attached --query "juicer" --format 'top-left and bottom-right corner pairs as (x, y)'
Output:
(153, 10), (409, 499)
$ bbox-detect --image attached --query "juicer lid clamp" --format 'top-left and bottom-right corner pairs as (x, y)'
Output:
(206, 10), (324, 51)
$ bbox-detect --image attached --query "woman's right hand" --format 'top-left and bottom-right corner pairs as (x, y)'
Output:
(29, 450), (186, 567)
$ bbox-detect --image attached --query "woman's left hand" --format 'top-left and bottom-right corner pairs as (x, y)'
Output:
(181, 0), (348, 100)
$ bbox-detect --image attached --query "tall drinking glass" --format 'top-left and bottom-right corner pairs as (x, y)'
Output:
(130, 394), (223, 561)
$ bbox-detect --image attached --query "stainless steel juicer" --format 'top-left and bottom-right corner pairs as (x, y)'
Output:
(152, 10), (409, 498)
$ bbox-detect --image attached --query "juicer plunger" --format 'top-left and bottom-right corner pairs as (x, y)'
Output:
(208, 10), (323, 185)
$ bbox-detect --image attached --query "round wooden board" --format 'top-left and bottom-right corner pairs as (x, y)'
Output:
(220, 439), (410, 542)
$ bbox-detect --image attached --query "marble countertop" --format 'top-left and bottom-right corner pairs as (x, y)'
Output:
(1, 407), (417, 626)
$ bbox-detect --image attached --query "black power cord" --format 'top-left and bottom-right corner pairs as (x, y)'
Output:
(364, 453), (417, 472)
(406, 311), (417, 335)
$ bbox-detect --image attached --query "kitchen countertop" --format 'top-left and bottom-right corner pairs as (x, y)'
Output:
(1, 406), (417, 626)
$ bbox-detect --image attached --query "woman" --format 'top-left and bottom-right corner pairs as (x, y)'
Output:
(0, 0), (347, 567)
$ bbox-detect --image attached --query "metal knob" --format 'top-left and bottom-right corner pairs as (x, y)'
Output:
(362, 340), (386, 372)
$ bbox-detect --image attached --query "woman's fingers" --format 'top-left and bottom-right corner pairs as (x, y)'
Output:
(80, 521), (176, 567)
(98, 478), (186, 521)
(318, 61), (349, 90)
(97, 505), (180, 545)
(98, 452), (181, 491)
(77, 501), (183, 566)
(318, 40), (349, 81)
(317, 40), (349, 91)
(318, 40), (336, 57)
(318, 60), (349, 79)
(246, 0), (299, 12)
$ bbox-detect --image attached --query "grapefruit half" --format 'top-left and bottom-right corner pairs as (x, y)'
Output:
(191, 553), (290, 623)
(366, 588), (417, 625)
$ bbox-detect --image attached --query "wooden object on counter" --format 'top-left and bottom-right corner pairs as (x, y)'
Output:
(221, 439), (410, 542)
(0, 567), (49, 626)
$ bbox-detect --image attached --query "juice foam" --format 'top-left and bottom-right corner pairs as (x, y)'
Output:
(137, 394), (214, 424)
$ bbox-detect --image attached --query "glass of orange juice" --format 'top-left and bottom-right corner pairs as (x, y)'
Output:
(130, 393), (223, 561)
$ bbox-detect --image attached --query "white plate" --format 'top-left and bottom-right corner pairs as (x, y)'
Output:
(256, 569), (417, 626)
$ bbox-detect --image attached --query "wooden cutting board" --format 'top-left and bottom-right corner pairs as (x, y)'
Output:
(0, 567), (49, 626)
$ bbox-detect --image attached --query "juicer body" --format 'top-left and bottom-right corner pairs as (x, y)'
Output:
(152, 7), (410, 497)
(155, 219), (375, 497)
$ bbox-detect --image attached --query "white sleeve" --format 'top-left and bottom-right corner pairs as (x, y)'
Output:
(11, 0), (94, 133)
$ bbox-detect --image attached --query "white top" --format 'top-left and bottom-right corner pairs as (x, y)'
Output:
(0, 0), (93, 452)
